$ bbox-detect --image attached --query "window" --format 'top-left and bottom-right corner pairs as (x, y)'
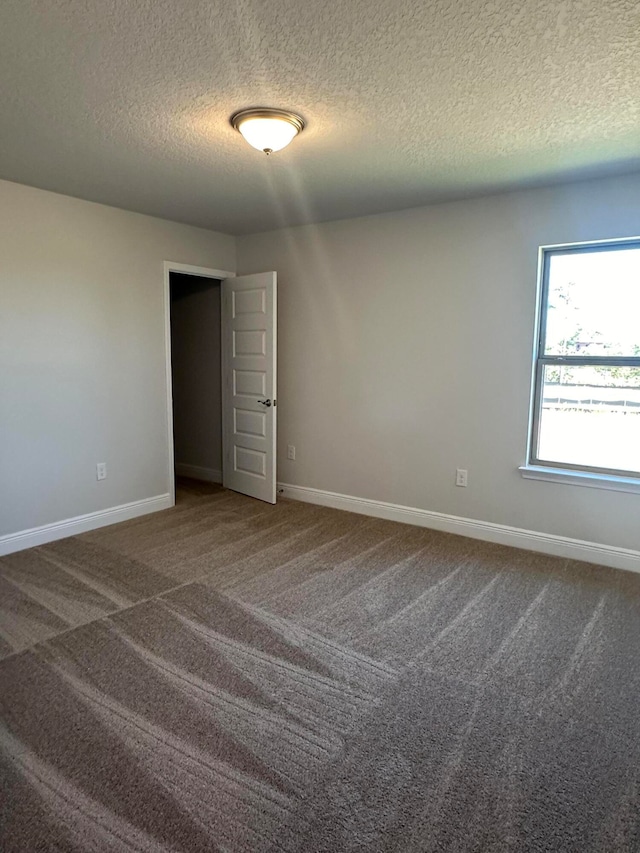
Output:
(528, 238), (640, 481)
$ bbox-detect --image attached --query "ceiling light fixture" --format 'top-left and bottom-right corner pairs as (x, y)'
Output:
(230, 108), (305, 155)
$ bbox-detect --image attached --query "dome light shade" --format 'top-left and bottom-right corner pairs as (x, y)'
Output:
(230, 108), (305, 155)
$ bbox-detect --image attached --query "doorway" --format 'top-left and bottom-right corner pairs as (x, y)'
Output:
(164, 262), (233, 506)
(164, 262), (278, 507)
(169, 272), (223, 490)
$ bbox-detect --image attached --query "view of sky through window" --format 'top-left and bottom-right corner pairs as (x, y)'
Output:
(545, 247), (640, 358)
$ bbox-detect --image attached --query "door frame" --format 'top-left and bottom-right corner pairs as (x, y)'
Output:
(163, 261), (235, 506)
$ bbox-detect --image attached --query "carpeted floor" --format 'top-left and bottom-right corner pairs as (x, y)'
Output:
(1, 479), (639, 851)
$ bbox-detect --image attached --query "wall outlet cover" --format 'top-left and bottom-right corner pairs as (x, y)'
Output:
(455, 468), (468, 487)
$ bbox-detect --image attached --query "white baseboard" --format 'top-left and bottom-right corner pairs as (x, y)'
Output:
(175, 463), (223, 484)
(0, 494), (173, 557)
(277, 482), (640, 575)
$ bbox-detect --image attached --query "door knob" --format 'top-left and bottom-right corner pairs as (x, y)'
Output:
(258, 399), (272, 407)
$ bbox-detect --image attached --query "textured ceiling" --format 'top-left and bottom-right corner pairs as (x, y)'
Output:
(1, 0), (639, 234)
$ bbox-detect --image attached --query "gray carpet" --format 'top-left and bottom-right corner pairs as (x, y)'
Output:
(1, 479), (639, 851)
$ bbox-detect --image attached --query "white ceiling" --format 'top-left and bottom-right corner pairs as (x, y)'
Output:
(1, 0), (639, 235)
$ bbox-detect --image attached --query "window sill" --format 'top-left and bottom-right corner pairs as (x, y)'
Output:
(519, 465), (640, 495)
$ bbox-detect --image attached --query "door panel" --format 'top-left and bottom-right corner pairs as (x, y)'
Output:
(221, 272), (277, 503)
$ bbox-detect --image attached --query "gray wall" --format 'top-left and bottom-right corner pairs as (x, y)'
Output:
(2, 172), (638, 554)
(237, 173), (640, 551)
(170, 274), (222, 475)
(0, 179), (234, 537)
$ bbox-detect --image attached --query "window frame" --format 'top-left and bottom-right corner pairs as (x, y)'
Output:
(527, 236), (640, 480)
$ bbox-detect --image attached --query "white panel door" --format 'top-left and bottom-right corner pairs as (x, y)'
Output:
(221, 272), (277, 503)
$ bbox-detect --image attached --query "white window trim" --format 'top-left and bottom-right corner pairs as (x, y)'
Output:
(519, 464), (640, 495)
(524, 235), (640, 486)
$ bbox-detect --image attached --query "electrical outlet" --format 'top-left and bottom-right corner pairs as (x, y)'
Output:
(455, 468), (468, 487)
(96, 462), (107, 481)
(287, 444), (296, 461)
